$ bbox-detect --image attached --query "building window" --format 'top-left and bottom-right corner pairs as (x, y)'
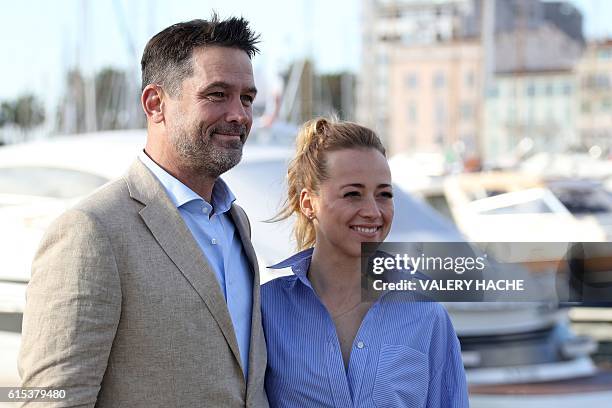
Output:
(460, 102), (473, 120)
(584, 74), (611, 90)
(602, 98), (612, 111)
(581, 102), (591, 113)
(562, 81), (573, 95)
(407, 103), (418, 123)
(487, 85), (499, 98)
(433, 71), (445, 90)
(526, 82), (536, 97)
(405, 73), (418, 89)
(598, 49), (612, 60)
(544, 82), (554, 96)
(465, 71), (475, 88)
(376, 52), (388, 65)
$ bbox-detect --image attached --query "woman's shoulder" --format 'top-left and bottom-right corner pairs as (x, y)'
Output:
(260, 274), (299, 306)
(261, 275), (294, 292)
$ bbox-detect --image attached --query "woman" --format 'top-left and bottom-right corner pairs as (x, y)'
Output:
(262, 118), (468, 407)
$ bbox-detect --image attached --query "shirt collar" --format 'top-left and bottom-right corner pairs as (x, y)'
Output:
(268, 248), (314, 288)
(268, 247), (430, 291)
(269, 247), (313, 273)
(138, 150), (236, 214)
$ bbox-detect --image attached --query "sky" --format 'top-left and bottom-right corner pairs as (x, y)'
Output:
(0, 0), (360, 106)
(0, 0), (610, 108)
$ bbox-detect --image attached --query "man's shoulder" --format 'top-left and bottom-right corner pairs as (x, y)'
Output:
(73, 177), (133, 216)
(47, 176), (141, 233)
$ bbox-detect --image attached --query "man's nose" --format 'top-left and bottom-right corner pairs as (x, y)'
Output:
(226, 96), (250, 125)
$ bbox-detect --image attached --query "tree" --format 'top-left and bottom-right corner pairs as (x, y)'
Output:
(56, 69), (87, 134)
(12, 94), (45, 132)
(0, 95), (44, 143)
(95, 67), (144, 130)
(0, 101), (15, 128)
(95, 67), (129, 130)
(56, 66), (144, 134)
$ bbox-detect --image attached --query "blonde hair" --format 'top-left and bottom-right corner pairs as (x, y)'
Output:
(273, 117), (386, 250)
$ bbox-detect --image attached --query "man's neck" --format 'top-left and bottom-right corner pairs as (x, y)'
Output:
(143, 148), (216, 203)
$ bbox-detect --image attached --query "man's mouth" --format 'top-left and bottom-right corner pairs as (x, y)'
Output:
(214, 132), (242, 139)
(211, 126), (247, 142)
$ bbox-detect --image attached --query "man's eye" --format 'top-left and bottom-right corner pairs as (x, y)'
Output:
(241, 95), (254, 106)
(209, 92), (225, 99)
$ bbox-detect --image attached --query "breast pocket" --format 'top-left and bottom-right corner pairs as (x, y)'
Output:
(372, 344), (429, 408)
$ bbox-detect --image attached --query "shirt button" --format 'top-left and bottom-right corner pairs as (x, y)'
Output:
(356, 341), (365, 349)
(202, 206), (209, 214)
(211, 238), (217, 245)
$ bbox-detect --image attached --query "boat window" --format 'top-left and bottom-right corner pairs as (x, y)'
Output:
(479, 199), (554, 215)
(549, 186), (612, 215)
(0, 167), (109, 199)
(424, 193), (455, 223)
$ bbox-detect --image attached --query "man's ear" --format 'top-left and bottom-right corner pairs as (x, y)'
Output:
(141, 84), (165, 124)
(299, 188), (317, 219)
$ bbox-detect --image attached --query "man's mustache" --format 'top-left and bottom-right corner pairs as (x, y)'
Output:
(210, 124), (248, 141)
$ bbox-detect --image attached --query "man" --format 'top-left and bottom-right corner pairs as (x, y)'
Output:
(19, 16), (268, 407)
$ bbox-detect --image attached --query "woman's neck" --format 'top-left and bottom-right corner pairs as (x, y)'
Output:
(308, 245), (362, 308)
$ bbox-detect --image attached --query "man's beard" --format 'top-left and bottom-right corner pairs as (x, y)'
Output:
(170, 121), (247, 178)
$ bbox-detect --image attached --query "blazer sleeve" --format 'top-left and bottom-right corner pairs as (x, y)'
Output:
(18, 209), (121, 407)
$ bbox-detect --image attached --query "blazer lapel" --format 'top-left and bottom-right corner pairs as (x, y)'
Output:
(230, 205), (267, 398)
(229, 205), (259, 275)
(124, 160), (243, 372)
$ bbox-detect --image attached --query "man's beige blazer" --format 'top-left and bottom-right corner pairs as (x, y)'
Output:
(19, 159), (269, 407)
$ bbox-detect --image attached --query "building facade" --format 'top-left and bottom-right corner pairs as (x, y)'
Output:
(357, 0), (472, 148)
(484, 70), (577, 162)
(359, 0), (587, 165)
(388, 40), (481, 156)
(575, 40), (612, 152)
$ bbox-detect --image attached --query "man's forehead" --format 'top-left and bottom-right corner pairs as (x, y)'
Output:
(191, 46), (253, 69)
(188, 47), (255, 87)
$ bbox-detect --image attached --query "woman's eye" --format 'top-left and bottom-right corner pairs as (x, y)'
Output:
(343, 191), (360, 198)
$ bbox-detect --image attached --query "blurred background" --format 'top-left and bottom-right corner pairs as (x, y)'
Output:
(2, 0), (612, 406)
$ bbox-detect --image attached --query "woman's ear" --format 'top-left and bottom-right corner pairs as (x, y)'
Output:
(299, 188), (317, 220)
(141, 84), (165, 124)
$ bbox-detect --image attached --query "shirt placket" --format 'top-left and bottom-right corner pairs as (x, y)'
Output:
(202, 209), (226, 297)
(216, 215), (231, 291)
(296, 267), (354, 408)
(325, 333), (354, 408)
(346, 303), (379, 407)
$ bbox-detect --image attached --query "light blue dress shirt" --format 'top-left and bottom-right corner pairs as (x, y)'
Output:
(262, 248), (469, 407)
(138, 152), (252, 379)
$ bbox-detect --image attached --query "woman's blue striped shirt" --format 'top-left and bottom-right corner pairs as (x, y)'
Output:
(261, 248), (469, 407)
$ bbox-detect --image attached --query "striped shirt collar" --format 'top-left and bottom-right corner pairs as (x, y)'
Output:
(269, 247), (430, 289)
